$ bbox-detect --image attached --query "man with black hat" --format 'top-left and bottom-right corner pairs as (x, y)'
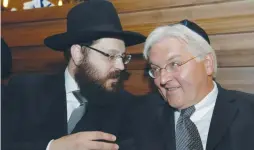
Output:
(4, 0), (145, 150)
(132, 20), (254, 150)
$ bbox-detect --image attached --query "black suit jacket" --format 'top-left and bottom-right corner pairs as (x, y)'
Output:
(133, 84), (254, 150)
(2, 73), (136, 150)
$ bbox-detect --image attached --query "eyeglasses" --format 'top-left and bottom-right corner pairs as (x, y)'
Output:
(148, 56), (198, 78)
(80, 44), (132, 65)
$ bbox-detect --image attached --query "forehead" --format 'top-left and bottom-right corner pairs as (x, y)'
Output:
(94, 38), (126, 53)
(149, 37), (189, 62)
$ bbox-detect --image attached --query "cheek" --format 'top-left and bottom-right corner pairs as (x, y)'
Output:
(89, 57), (110, 77)
(176, 63), (206, 92)
(176, 70), (192, 85)
(99, 63), (110, 74)
(183, 64), (205, 81)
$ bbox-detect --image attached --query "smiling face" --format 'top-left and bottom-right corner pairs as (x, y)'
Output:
(149, 37), (214, 110)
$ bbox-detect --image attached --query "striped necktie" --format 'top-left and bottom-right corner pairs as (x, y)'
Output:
(67, 90), (88, 134)
(175, 106), (203, 150)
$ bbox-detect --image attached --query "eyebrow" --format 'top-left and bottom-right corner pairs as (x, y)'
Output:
(149, 54), (182, 67)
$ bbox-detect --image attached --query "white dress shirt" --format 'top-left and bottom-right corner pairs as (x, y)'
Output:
(46, 68), (80, 150)
(65, 68), (81, 121)
(174, 81), (218, 150)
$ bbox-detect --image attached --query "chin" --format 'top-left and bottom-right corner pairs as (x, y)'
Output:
(168, 100), (188, 110)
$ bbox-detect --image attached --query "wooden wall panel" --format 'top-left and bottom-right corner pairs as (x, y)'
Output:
(2, 0), (241, 24)
(120, 1), (254, 35)
(2, 20), (67, 47)
(3, 16), (254, 47)
(120, 1), (254, 25)
(11, 46), (65, 73)
(211, 32), (254, 67)
(111, 0), (239, 12)
(216, 67), (254, 94)
(2, 1), (254, 47)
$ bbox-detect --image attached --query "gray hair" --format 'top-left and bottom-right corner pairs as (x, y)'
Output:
(143, 24), (217, 77)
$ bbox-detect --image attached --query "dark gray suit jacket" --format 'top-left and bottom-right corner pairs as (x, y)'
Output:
(133, 84), (254, 150)
(2, 73), (136, 150)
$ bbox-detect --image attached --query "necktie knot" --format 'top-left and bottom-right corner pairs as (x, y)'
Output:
(72, 90), (87, 105)
(180, 105), (195, 118)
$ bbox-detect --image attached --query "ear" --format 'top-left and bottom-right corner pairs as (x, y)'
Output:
(70, 44), (84, 66)
(204, 53), (214, 76)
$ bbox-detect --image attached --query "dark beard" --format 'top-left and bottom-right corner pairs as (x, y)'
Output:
(74, 61), (124, 106)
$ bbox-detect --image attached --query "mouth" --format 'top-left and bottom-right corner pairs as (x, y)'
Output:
(165, 86), (181, 91)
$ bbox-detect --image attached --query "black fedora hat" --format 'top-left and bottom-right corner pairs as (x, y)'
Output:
(44, 0), (146, 51)
(179, 19), (210, 44)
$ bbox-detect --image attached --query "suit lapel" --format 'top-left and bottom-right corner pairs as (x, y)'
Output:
(160, 104), (176, 150)
(206, 85), (239, 150)
(43, 73), (68, 137)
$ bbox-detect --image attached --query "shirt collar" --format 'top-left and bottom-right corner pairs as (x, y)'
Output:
(65, 68), (79, 94)
(194, 81), (218, 111)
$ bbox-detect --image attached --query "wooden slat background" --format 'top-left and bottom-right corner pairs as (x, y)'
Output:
(2, 0), (254, 95)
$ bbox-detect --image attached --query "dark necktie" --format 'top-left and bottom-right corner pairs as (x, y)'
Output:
(67, 90), (87, 134)
(175, 106), (203, 150)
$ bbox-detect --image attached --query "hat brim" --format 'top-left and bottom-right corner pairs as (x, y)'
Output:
(44, 30), (146, 51)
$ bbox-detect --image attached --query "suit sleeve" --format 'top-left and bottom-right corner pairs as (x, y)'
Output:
(2, 76), (50, 150)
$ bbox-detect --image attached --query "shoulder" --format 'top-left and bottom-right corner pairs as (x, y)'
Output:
(5, 73), (65, 106)
(223, 87), (254, 103)
(222, 88), (254, 115)
(228, 89), (254, 106)
(8, 73), (62, 88)
(6, 73), (64, 99)
(217, 83), (254, 106)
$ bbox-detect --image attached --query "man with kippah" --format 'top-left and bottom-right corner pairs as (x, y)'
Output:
(133, 20), (254, 150)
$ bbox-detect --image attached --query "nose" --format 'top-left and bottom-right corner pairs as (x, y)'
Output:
(114, 58), (125, 71)
(159, 69), (173, 85)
